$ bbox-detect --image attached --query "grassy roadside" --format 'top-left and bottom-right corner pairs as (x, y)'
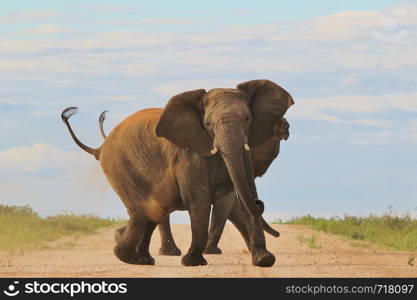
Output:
(296, 234), (321, 249)
(0, 204), (125, 251)
(279, 213), (417, 251)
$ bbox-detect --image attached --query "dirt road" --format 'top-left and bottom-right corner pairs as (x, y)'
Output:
(1, 224), (416, 277)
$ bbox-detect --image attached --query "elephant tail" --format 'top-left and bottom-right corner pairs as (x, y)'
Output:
(61, 107), (101, 160)
(262, 217), (280, 237)
(98, 110), (107, 140)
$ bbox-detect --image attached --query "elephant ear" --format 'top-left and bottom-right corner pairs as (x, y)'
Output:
(156, 89), (211, 156)
(237, 79), (294, 147)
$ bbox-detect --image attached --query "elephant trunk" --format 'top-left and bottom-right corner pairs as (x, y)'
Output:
(243, 150), (280, 237)
(223, 153), (261, 218)
(216, 122), (261, 219)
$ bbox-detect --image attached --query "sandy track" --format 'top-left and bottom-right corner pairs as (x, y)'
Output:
(1, 224), (416, 277)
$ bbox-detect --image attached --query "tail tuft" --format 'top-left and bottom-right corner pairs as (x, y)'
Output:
(61, 107), (79, 122)
(99, 111), (108, 139)
(99, 110), (107, 123)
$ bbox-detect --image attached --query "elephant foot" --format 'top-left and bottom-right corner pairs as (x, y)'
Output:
(114, 226), (126, 244)
(137, 253), (155, 265)
(159, 245), (182, 256)
(252, 249), (275, 267)
(204, 245), (222, 254)
(114, 245), (156, 265)
(181, 254), (208, 266)
(113, 245), (138, 265)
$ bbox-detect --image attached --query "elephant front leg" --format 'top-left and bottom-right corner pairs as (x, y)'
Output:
(182, 204), (210, 266)
(158, 215), (182, 256)
(248, 216), (275, 267)
(178, 185), (211, 264)
(204, 192), (235, 254)
(176, 157), (211, 266)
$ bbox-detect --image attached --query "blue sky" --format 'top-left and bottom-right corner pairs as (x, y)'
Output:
(1, 0), (416, 222)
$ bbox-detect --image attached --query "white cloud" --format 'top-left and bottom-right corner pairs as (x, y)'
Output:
(0, 10), (63, 23)
(0, 143), (90, 173)
(270, 11), (381, 42)
(0, 168), (121, 217)
(96, 17), (199, 26)
(151, 78), (238, 96)
(0, 98), (17, 105)
(291, 92), (417, 122)
(19, 25), (73, 35)
(0, 143), (119, 217)
(76, 30), (176, 49)
(269, 5), (417, 44)
(286, 91), (417, 144)
(141, 18), (198, 25)
(349, 119), (393, 127)
(97, 95), (137, 102)
(0, 2), (416, 80)
(78, 4), (140, 13)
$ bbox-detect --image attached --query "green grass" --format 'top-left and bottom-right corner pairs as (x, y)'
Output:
(296, 234), (321, 249)
(0, 204), (125, 251)
(281, 213), (417, 251)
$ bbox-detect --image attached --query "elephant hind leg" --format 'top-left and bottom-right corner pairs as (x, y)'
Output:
(113, 218), (157, 265)
(158, 215), (182, 256)
(113, 219), (145, 265)
(204, 193), (235, 255)
(136, 220), (157, 265)
(114, 225), (127, 245)
(228, 203), (251, 252)
(108, 174), (166, 265)
(113, 216), (157, 265)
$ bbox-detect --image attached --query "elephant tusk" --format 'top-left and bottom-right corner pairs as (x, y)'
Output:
(244, 143), (250, 151)
(210, 147), (218, 155)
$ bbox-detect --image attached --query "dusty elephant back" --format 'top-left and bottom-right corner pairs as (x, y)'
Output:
(99, 108), (179, 219)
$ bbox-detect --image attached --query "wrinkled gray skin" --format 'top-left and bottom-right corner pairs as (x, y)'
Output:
(103, 115), (290, 255)
(62, 79), (294, 267)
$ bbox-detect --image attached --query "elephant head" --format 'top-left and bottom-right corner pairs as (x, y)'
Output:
(156, 79), (294, 218)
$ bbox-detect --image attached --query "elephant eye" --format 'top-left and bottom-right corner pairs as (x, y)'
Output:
(205, 121), (212, 127)
(244, 116), (249, 121)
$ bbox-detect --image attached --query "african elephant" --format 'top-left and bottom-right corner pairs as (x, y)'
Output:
(61, 79), (294, 267)
(99, 114), (289, 256)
